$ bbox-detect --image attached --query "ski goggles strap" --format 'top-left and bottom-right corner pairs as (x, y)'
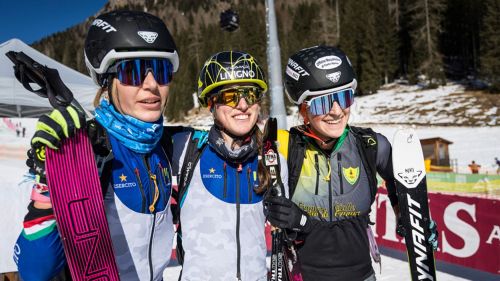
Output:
(107, 58), (174, 86)
(212, 85), (263, 107)
(305, 88), (354, 116)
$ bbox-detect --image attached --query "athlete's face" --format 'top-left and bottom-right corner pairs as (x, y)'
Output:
(213, 83), (261, 138)
(112, 73), (169, 122)
(306, 100), (350, 139)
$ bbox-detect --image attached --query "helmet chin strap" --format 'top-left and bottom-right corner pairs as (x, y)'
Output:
(299, 124), (337, 146)
(299, 104), (337, 146)
(102, 75), (116, 107)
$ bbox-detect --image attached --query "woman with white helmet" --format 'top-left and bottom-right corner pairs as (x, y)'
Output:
(265, 46), (437, 281)
(15, 10), (179, 280)
(265, 45), (437, 280)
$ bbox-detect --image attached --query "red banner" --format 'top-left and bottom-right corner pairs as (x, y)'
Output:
(374, 188), (500, 274)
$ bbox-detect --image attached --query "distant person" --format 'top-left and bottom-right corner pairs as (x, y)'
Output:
(22, 127), (26, 138)
(15, 123), (20, 137)
(469, 160), (481, 174)
(495, 157), (500, 175)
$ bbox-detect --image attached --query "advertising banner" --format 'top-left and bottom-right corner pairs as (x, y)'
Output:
(374, 188), (500, 274)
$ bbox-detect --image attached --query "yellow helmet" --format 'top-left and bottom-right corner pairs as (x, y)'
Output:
(197, 51), (268, 107)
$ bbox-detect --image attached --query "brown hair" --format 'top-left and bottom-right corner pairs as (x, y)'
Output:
(254, 126), (271, 195)
(299, 103), (309, 124)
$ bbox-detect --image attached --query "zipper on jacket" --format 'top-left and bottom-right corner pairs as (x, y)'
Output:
(314, 154), (320, 195)
(327, 154), (333, 222)
(247, 167), (252, 202)
(143, 157), (160, 213)
(133, 168), (147, 213)
(337, 153), (344, 194)
(236, 164), (242, 281)
(157, 163), (169, 206)
(223, 162), (228, 199)
(148, 212), (156, 281)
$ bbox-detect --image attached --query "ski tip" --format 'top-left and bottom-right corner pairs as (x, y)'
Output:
(393, 128), (420, 143)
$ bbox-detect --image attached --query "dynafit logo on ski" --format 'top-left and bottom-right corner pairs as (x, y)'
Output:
(396, 167), (424, 188)
(407, 193), (434, 280)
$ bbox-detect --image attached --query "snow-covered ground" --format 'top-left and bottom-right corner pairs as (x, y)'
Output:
(350, 84), (498, 126)
(161, 255), (472, 280)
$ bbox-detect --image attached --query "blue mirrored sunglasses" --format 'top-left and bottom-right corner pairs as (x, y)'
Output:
(306, 88), (354, 116)
(107, 58), (173, 86)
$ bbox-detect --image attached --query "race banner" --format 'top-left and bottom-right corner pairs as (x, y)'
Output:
(374, 188), (500, 274)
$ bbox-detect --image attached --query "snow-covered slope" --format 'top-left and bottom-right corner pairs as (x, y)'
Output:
(350, 83), (498, 126)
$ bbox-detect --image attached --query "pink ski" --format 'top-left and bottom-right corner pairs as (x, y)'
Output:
(46, 130), (119, 281)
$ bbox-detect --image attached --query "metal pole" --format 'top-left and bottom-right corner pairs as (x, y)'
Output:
(265, 0), (287, 129)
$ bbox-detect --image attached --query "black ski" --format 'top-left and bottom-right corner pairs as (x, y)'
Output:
(262, 118), (303, 281)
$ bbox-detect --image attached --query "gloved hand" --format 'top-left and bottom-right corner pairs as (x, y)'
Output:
(264, 196), (312, 233)
(31, 105), (85, 150)
(26, 147), (47, 183)
(427, 220), (439, 251)
(397, 217), (439, 251)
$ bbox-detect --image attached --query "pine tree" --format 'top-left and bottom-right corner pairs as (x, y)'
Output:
(440, 0), (483, 80)
(288, 2), (322, 55)
(340, 0), (381, 94)
(403, 0), (446, 87)
(480, 0), (500, 92)
(374, 0), (399, 84)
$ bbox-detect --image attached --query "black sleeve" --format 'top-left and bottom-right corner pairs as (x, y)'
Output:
(375, 133), (398, 206)
(24, 201), (54, 222)
(87, 119), (110, 157)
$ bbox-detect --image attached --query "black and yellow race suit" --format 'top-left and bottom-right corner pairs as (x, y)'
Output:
(278, 126), (398, 281)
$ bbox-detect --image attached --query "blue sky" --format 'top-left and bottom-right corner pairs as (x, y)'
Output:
(0, 0), (107, 44)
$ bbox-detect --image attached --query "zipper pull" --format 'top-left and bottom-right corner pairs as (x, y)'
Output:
(149, 172), (159, 213)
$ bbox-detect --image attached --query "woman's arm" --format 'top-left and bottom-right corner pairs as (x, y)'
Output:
(15, 199), (66, 281)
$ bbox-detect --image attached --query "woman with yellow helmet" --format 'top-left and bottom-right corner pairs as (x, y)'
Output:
(172, 50), (288, 280)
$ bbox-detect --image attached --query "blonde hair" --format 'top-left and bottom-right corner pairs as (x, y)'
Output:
(93, 79), (118, 107)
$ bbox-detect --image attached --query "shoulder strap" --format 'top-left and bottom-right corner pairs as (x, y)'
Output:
(177, 130), (208, 207)
(86, 120), (114, 196)
(350, 126), (378, 203)
(172, 129), (208, 266)
(286, 127), (307, 198)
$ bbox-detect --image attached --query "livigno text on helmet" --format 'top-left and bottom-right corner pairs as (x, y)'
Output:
(220, 70), (256, 80)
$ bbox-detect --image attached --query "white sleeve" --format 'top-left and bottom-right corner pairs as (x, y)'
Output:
(279, 153), (290, 199)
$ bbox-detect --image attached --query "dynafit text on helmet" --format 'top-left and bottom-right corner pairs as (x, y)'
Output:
(264, 45), (438, 281)
(85, 10), (179, 88)
(14, 10), (180, 281)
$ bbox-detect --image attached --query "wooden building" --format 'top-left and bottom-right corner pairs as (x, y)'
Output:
(420, 137), (453, 172)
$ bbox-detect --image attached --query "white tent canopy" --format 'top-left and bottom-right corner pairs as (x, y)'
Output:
(0, 38), (98, 117)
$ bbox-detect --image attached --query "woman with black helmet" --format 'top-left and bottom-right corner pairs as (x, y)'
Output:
(170, 50), (287, 280)
(14, 10), (179, 280)
(264, 45), (437, 280)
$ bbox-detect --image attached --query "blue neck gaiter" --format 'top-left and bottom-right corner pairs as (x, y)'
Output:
(94, 99), (163, 154)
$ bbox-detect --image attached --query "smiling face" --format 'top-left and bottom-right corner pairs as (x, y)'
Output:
(213, 83), (261, 139)
(304, 100), (351, 139)
(112, 72), (169, 122)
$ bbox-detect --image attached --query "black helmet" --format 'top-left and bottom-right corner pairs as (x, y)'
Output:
(197, 51), (268, 107)
(84, 10), (179, 86)
(284, 45), (357, 105)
